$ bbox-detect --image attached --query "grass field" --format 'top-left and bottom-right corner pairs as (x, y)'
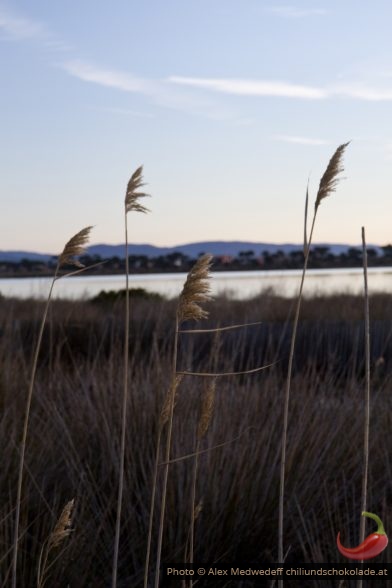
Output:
(1, 291), (391, 586)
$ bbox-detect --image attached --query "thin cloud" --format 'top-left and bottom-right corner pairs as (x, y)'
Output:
(0, 7), (45, 39)
(332, 84), (392, 101)
(275, 135), (329, 146)
(0, 5), (70, 50)
(267, 5), (327, 18)
(169, 76), (327, 99)
(63, 59), (238, 121)
(63, 59), (156, 94)
(170, 76), (392, 103)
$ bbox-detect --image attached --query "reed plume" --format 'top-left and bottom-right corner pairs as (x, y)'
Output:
(12, 227), (92, 588)
(278, 143), (349, 582)
(159, 374), (184, 428)
(58, 226), (93, 268)
(189, 377), (216, 585)
(197, 379), (216, 440)
(125, 166), (150, 214)
(315, 142), (348, 210)
(153, 254), (213, 588)
(37, 499), (75, 588)
(177, 254), (213, 322)
(112, 166), (150, 588)
(143, 374), (183, 588)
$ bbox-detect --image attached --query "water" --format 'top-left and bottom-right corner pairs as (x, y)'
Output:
(1, 267), (392, 300)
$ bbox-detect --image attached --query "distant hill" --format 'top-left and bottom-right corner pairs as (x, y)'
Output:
(87, 241), (384, 258)
(0, 250), (55, 263)
(0, 241), (384, 262)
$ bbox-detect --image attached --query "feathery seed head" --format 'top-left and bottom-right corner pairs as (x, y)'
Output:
(177, 254), (213, 323)
(58, 226), (93, 268)
(125, 165), (150, 214)
(159, 374), (183, 427)
(197, 379), (216, 439)
(315, 142), (349, 210)
(49, 498), (74, 549)
(194, 500), (203, 521)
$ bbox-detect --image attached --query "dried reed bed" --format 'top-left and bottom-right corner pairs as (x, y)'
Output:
(10, 226), (92, 588)
(0, 293), (391, 586)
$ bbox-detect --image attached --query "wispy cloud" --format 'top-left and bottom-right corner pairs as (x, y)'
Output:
(332, 83), (392, 101)
(62, 59), (238, 121)
(0, 6), (45, 39)
(267, 5), (327, 18)
(63, 60), (156, 94)
(0, 5), (69, 49)
(169, 76), (327, 99)
(169, 76), (392, 103)
(275, 135), (329, 146)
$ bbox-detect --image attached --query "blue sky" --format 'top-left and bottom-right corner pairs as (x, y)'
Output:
(1, 1), (392, 253)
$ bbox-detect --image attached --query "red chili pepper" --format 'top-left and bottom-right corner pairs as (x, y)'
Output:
(337, 511), (388, 560)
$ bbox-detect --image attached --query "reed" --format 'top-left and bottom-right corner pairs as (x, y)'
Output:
(154, 253), (213, 588)
(278, 143), (349, 578)
(1, 291), (391, 585)
(112, 166), (150, 588)
(357, 227), (370, 588)
(143, 374), (183, 588)
(11, 226), (92, 588)
(37, 499), (74, 588)
(189, 377), (216, 586)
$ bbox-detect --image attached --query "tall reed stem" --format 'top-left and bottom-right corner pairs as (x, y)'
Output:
(154, 322), (179, 588)
(277, 143), (348, 581)
(189, 439), (200, 576)
(111, 214), (130, 588)
(12, 224), (92, 588)
(154, 253), (212, 588)
(144, 428), (163, 588)
(357, 226), (370, 588)
(112, 166), (149, 588)
(12, 271), (58, 588)
(278, 212), (317, 569)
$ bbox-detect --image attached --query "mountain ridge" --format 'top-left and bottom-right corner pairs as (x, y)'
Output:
(0, 241), (384, 262)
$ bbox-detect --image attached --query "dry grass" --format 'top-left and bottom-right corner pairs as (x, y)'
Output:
(37, 498), (74, 588)
(0, 293), (391, 586)
(112, 167), (150, 588)
(153, 254), (213, 588)
(279, 143), (349, 574)
(11, 226), (92, 588)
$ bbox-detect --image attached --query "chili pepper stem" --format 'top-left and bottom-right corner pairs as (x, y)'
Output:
(362, 511), (386, 535)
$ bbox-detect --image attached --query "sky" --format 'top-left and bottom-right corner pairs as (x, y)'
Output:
(1, 1), (392, 253)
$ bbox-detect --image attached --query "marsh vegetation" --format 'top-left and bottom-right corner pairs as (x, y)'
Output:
(1, 292), (391, 586)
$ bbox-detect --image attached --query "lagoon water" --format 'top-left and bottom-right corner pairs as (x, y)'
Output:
(1, 267), (392, 300)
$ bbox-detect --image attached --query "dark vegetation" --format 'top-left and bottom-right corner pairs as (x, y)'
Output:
(1, 292), (392, 586)
(2, 244), (392, 277)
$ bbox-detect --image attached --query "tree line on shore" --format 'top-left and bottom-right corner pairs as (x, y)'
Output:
(1, 244), (392, 276)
